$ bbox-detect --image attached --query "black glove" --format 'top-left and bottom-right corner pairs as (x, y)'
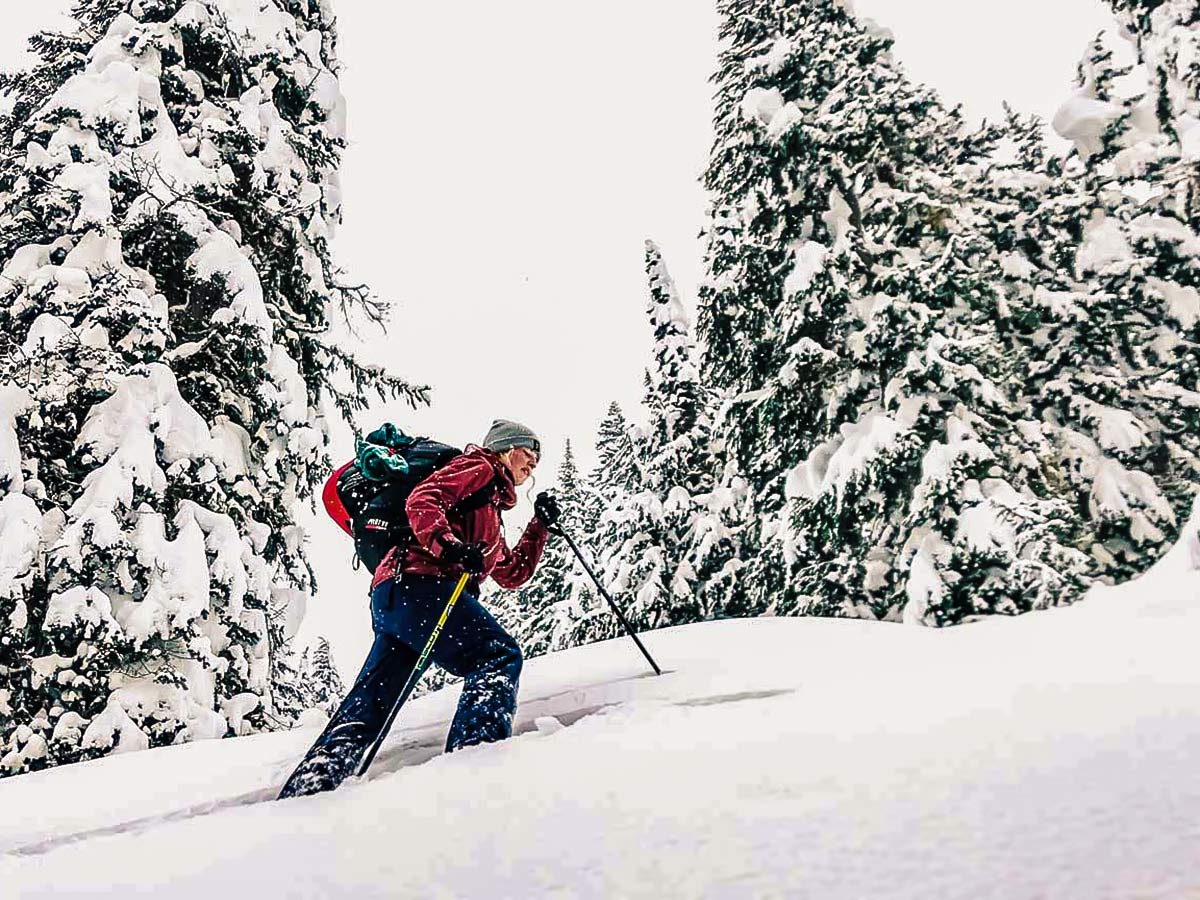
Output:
(440, 539), (487, 574)
(534, 491), (561, 528)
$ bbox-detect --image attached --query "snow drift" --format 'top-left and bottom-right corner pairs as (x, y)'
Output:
(0, 522), (1197, 898)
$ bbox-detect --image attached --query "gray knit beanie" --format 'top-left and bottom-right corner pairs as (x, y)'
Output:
(483, 419), (541, 455)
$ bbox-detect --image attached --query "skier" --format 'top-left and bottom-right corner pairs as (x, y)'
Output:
(279, 420), (560, 799)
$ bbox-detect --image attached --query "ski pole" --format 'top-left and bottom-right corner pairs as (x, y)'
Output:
(553, 525), (662, 676)
(356, 571), (472, 778)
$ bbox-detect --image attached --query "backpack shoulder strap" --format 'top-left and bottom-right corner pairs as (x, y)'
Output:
(451, 478), (498, 515)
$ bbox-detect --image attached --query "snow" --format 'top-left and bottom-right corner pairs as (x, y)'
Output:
(1076, 211), (1134, 274)
(47, 367), (228, 663)
(80, 697), (152, 756)
(216, 0), (304, 60)
(62, 229), (123, 272)
(1129, 213), (1200, 256)
(20, 314), (75, 355)
(0, 244), (50, 288)
(263, 345), (313, 427)
(73, 363), (213, 482)
(914, 413), (993, 494)
(1033, 285), (1089, 320)
(788, 335), (835, 366)
(208, 417), (252, 478)
(42, 46), (148, 147)
(43, 586), (118, 633)
(765, 100), (805, 140)
(0, 0), (359, 771)
(185, 501), (272, 630)
(1052, 93), (1124, 159)
(0, 494), (41, 599)
(955, 482), (1018, 555)
(1071, 398), (1149, 454)
(740, 86), (784, 125)
(822, 185), (855, 256)
(0, 386), (33, 494)
(746, 38), (793, 76)
(1051, 26), (1148, 160)
(0, 0), (1196, 891)
(220, 693), (261, 736)
(187, 229), (273, 334)
(782, 239), (828, 296)
(786, 409), (905, 504)
(1059, 428), (1176, 539)
(124, 507), (212, 642)
(1, 537), (1198, 897)
(900, 528), (949, 624)
(999, 250), (1036, 279)
(1179, 113), (1200, 161)
(1137, 0), (1200, 143)
(56, 163), (114, 228)
(272, 585), (308, 641)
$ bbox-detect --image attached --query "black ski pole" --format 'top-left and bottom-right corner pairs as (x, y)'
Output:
(554, 525), (663, 676)
(355, 571), (471, 779)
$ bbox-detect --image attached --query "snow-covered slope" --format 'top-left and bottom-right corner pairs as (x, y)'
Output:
(1, 529), (1198, 898)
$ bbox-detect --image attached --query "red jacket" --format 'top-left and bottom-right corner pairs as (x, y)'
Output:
(370, 445), (550, 592)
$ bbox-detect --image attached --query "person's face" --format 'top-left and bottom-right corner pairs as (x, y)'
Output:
(504, 446), (539, 486)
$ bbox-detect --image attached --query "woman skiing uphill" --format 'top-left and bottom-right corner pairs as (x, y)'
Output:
(280, 420), (561, 799)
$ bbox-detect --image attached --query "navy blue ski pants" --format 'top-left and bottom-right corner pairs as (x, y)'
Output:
(299, 574), (524, 778)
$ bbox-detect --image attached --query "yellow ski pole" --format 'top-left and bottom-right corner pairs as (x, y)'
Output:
(356, 571), (472, 778)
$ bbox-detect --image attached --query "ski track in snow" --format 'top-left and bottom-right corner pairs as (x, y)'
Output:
(6, 677), (788, 861)
(2, 669), (681, 858)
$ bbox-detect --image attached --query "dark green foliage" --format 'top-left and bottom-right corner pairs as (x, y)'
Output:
(697, 0), (1091, 624)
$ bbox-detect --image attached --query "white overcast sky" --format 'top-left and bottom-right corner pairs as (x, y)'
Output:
(3, 1), (1114, 675)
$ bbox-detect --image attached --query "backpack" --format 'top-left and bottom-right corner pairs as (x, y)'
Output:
(321, 424), (495, 573)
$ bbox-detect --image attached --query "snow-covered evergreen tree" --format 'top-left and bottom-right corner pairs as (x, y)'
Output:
(507, 441), (589, 656)
(640, 243), (753, 622)
(591, 402), (640, 510)
(574, 402), (635, 556)
(556, 403), (640, 645)
(0, 0), (422, 774)
(308, 636), (342, 711)
(296, 636), (342, 714)
(593, 244), (719, 630)
(1107, 0), (1200, 149)
(1094, 1), (1200, 548)
(642, 241), (710, 496)
(685, 441), (753, 621)
(698, 0), (1091, 625)
(989, 20), (1200, 581)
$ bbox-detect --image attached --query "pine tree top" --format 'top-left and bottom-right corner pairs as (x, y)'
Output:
(556, 439), (581, 497)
